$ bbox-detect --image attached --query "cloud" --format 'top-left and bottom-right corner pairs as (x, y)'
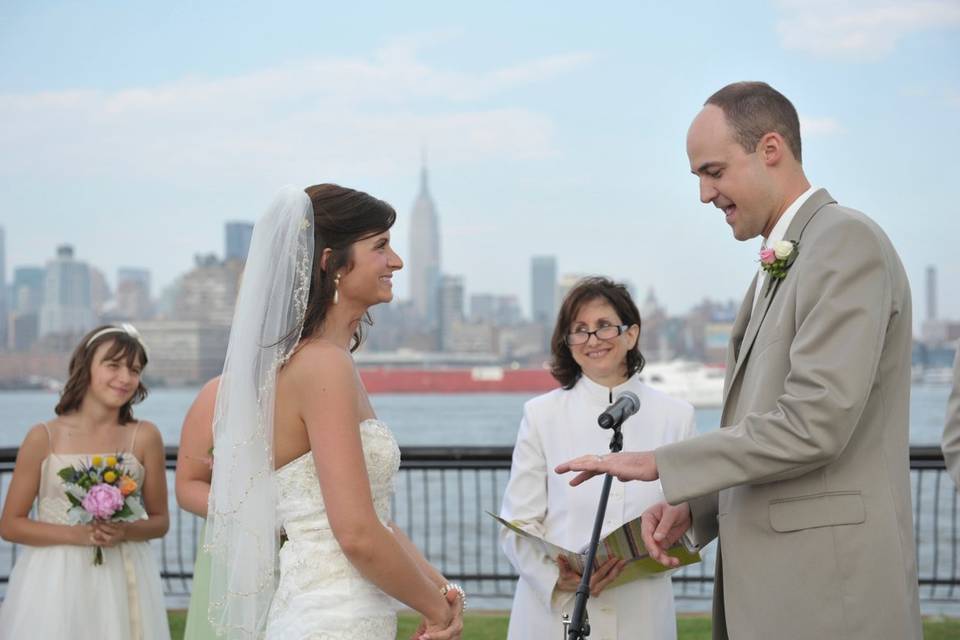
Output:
(0, 39), (594, 184)
(775, 0), (960, 60)
(800, 116), (845, 136)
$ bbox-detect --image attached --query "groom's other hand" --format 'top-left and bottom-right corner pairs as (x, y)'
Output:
(641, 501), (691, 568)
(554, 451), (659, 486)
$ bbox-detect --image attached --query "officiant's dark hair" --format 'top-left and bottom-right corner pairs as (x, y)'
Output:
(550, 277), (645, 390)
(706, 81), (803, 163)
(299, 183), (397, 352)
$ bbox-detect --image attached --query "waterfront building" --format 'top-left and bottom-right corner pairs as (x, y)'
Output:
(116, 268), (152, 320)
(38, 245), (96, 338)
(11, 267), (44, 314)
(470, 293), (522, 327)
(0, 226), (6, 348)
(530, 255), (557, 325)
(225, 221), (254, 263)
(438, 274), (464, 352)
(136, 320), (230, 386)
(556, 273), (589, 309)
(89, 265), (111, 315)
(173, 254), (242, 327)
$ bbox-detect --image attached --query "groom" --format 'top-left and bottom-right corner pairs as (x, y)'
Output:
(557, 82), (922, 639)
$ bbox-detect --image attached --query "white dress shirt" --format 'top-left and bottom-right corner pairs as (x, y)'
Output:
(753, 185), (817, 309)
(499, 373), (697, 640)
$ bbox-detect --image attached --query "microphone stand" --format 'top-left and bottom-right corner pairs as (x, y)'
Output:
(565, 419), (624, 640)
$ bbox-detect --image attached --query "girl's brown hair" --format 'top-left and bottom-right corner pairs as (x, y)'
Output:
(549, 276), (645, 389)
(55, 326), (149, 424)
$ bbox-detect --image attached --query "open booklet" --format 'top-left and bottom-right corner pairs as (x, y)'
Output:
(490, 511), (701, 589)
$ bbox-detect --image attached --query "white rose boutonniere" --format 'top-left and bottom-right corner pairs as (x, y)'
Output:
(759, 240), (799, 295)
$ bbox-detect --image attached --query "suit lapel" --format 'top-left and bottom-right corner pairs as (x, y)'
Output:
(723, 188), (837, 407)
(722, 274), (757, 408)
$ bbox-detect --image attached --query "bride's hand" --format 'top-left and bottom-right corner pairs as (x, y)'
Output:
(419, 588), (463, 640)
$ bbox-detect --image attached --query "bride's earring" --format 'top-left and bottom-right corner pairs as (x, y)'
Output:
(333, 273), (341, 305)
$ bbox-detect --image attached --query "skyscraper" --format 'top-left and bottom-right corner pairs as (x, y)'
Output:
(225, 221), (255, 263)
(530, 256), (557, 324)
(926, 265), (937, 322)
(437, 274), (464, 351)
(12, 267), (45, 314)
(39, 245), (96, 337)
(408, 160), (441, 325)
(116, 268), (153, 320)
(0, 226), (6, 349)
(8, 266), (44, 351)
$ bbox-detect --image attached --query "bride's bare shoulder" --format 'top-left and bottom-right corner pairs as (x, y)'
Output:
(284, 340), (354, 382)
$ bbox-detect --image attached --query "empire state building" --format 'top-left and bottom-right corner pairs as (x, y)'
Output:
(409, 161), (441, 325)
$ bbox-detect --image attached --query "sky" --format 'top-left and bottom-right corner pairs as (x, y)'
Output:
(1, 0), (958, 327)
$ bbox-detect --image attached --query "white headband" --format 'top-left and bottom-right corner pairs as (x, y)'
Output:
(85, 323), (150, 359)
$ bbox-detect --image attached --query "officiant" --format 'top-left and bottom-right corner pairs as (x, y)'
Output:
(499, 277), (697, 640)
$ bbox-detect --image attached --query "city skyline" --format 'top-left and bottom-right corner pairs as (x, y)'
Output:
(1, 2), (958, 324)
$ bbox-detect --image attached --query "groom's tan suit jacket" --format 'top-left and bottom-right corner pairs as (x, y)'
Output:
(656, 189), (922, 639)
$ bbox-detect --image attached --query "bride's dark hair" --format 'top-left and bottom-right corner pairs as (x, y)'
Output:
(299, 183), (397, 351)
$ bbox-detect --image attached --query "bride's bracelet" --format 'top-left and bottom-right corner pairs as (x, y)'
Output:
(440, 582), (467, 612)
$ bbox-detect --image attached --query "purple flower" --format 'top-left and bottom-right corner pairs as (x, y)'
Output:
(82, 484), (124, 520)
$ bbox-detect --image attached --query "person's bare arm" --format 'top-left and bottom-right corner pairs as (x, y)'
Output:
(296, 347), (458, 639)
(0, 425), (95, 547)
(175, 377), (218, 517)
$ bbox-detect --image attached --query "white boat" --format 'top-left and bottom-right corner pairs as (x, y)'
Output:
(637, 360), (725, 408)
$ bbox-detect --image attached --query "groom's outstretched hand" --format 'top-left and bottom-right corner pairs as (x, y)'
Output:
(640, 501), (692, 568)
(554, 451), (659, 486)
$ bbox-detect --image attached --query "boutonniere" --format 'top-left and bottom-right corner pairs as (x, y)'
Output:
(759, 240), (799, 295)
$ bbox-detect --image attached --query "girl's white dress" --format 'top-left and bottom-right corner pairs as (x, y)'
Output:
(0, 423), (171, 639)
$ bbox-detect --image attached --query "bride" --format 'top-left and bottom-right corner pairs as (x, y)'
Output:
(205, 184), (464, 639)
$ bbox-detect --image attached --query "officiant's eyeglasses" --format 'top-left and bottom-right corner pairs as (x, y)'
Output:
(564, 324), (629, 346)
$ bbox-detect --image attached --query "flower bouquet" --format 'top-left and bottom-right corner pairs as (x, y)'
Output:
(57, 454), (147, 565)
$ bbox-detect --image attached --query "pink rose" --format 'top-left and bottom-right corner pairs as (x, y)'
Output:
(759, 248), (776, 264)
(82, 484), (125, 519)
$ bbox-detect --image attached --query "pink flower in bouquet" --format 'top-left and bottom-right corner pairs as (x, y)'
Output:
(759, 248), (776, 265)
(82, 483), (124, 519)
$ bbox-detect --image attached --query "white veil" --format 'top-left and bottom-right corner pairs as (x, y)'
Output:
(205, 186), (314, 638)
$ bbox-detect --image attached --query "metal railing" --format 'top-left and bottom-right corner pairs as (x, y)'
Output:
(0, 446), (956, 606)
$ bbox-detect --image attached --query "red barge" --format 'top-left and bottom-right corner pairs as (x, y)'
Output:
(359, 366), (558, 394)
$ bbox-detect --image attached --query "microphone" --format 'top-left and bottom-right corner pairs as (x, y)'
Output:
(597, 391), (640, 429)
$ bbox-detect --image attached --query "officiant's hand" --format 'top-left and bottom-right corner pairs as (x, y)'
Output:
(556, 555), (626, 596)
(640, 501), (691, 568)
(555, 451), (659, 486)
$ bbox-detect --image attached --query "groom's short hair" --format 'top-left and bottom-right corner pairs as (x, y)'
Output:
(706, 81), (803, 163)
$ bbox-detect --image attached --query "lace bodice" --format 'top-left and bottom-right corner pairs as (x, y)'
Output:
(267, 419), (402, 639)
(275, 419), (400, 538)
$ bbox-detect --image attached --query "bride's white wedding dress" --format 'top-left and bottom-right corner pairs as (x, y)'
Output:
(265, 418), (401, 639)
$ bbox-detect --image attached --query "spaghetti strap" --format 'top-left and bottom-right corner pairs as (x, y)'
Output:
(39, 421), (53, 453)
(128, 420), (143, 453)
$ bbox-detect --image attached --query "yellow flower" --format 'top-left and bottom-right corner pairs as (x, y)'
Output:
(103, 470), (118, 484)
(105, 456), (118, 467)
(119, 475), (138, 497)
(91, 455), (103, 467)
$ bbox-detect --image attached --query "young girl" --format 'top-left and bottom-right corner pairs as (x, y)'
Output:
(0, 324), (172, 640)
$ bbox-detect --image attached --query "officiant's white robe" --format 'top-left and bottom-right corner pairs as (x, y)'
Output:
(500, 374), (696, 640)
